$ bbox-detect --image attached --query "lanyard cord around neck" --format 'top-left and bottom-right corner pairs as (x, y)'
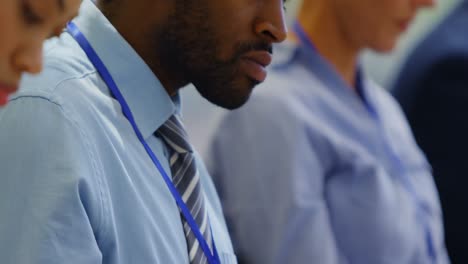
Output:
(66, 21), (220, 264)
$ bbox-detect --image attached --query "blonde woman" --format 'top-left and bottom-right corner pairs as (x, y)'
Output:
(209, 0), (450, 263)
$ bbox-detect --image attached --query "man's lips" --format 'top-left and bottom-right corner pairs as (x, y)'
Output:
(240, 51), (273, 82)
(242, 51), (272, 67)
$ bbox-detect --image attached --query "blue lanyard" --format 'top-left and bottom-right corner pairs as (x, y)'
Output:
(294, 20), (437, 262)
(67, 22), (220, 264)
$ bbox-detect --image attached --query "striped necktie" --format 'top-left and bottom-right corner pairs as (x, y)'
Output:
(156, 115), (213, 264)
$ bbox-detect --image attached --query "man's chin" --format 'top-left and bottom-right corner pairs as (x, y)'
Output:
(206, 92), (252, 110)
(196, 78), (259, 110)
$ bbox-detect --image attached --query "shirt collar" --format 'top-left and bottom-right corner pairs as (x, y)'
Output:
(277, 38), (376, 110)
(72, 0), (177, 139)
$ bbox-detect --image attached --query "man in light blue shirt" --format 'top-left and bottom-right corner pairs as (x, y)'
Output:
(0, 0), (287, 263)
(208, 0), (447, 263)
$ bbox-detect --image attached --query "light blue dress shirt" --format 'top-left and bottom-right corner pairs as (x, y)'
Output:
(0, 1), (236, 263)
(208, 42), (449, 264)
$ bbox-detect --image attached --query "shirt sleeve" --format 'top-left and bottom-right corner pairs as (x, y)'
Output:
(0, 96), (103, 263)
(208, 94), (347, 264)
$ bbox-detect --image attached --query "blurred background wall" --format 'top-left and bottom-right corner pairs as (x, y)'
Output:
(181, 0), (461, 157)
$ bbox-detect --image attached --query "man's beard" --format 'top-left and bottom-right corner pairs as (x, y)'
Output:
(155, 1), (271, 110)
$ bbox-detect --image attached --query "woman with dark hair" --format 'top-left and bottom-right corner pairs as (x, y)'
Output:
(0, 0), (80, 105)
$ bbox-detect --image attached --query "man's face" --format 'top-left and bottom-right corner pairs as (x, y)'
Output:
(158, 0), (287, 109)
(331, 0), (434, 52)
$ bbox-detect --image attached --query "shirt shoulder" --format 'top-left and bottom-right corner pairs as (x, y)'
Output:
(13, 32), (114, 136)
(14, 33), (99, 106)
(2, 32), (108, 209)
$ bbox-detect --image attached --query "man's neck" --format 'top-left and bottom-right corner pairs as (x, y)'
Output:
(96, 0), (185, 96)
(297, 2), (360, 89)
